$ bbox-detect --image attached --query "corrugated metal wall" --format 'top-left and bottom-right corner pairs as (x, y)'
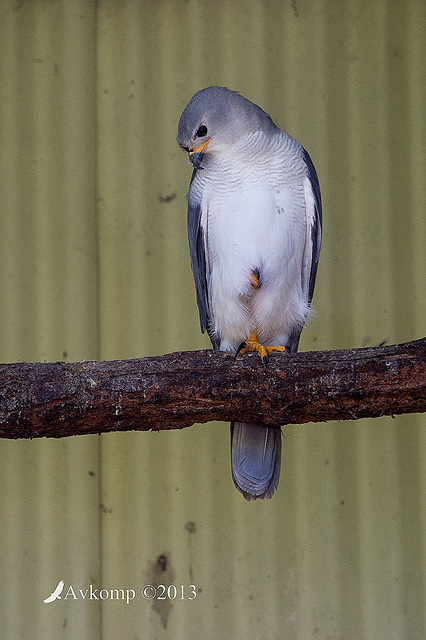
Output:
(0, 1), (425, 638)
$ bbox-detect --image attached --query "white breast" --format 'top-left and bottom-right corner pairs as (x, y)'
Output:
(195, 132), (311, 351)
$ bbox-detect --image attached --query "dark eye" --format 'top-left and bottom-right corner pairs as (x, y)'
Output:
(196, 125), (208, 137)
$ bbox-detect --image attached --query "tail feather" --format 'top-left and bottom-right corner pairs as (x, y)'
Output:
(230, 422), (281, 500)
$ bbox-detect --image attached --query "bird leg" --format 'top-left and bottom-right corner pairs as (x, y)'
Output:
(235, 329), (286, 371)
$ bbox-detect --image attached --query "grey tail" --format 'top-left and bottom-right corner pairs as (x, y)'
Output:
(230, 422), (281, 500)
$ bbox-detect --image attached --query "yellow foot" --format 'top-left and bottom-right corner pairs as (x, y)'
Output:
(235, 330), (286, 371)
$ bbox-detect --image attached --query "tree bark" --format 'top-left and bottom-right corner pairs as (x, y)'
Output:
(0, 338), (424, 439)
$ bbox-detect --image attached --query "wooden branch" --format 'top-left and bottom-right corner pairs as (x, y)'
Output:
(0, 338), (424, 439)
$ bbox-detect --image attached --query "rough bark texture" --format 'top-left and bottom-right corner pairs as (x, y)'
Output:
(0, 338), (424, 439)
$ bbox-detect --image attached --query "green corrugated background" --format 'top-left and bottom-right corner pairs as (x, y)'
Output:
(0, 1), (425, 638)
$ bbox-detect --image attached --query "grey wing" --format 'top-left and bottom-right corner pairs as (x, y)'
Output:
(288, 148), (322, 353)
(302, 148), (322, 305)
(187, 174), (218, 348)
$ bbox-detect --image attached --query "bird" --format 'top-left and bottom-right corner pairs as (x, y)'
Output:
(43, 579), (65, 603)
(177, 86), (322, 500)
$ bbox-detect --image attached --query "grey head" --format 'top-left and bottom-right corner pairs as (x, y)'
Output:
(177, 86), (278, 169)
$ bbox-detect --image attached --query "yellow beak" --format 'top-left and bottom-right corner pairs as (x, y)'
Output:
(189, 137), (211, 155)
(188, 137), (211, 170)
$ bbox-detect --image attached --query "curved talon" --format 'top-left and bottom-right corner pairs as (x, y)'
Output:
(234, 341), (247, 359)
